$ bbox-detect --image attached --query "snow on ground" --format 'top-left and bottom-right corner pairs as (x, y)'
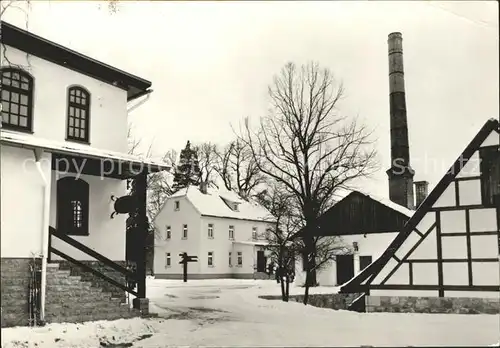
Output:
(2, 278), (499, 347)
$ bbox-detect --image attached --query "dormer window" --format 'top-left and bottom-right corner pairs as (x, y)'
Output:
(1, 68), (34, 132)
(67, 86), (90, 143)
(220, 195), (241, 212)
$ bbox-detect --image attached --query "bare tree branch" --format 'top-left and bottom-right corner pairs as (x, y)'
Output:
(214, 139), (267, 200)
(194, 142), (218, 185)
(240, 61), (378, 304)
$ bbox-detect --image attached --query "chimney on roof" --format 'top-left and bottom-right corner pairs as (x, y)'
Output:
(414, 181), (429, 208)
(199, 181), (208, 194)
(386, 32), (415, 210)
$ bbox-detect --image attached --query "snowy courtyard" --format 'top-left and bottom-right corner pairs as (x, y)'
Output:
(1, 278), (499, 347)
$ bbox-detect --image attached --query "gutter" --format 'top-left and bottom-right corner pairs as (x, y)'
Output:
(33, 148), (51, 322)
(127, 89), (153, 113)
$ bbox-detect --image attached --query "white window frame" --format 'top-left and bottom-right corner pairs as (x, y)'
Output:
(237, 251), (242, 266)
(174, 201), (180, 211)
(166, 225), (171, 240)
(228, 251), (232, 267)
(229, 225), (234, 240)
(208, 251), (214, 267)
(165, 252), (171, 268)
(182, 224), (188, 239)
(208, 223), (214, 239)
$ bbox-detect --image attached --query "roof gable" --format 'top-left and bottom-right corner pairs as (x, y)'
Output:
(158, 185), (271, 222)
(316, 191), (412, 236)
(2, 21), (151, 101)
(341, 118), (500, 293)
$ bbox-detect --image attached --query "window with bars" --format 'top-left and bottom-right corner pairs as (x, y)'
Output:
(1, 68), (33, 132)
(67, 86), (90, 142)
(57, 177), (89, 236)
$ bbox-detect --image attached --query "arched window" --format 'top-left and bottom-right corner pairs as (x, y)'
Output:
(57, 177), (89, 236)
(67, 86), (90, 143)
(1, 67), (34, 132)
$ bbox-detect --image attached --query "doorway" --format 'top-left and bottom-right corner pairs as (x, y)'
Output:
(256, 250), (266, 272)
(336, 254), (354, 285)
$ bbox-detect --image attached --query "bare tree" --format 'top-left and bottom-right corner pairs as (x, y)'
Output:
(214, 140), (266, 200)
(147, 150), (176, 221)
(1, 0), (30, 18)
(242, 61), (378, 305)
(256, 184), (301, 301)
(1, 0), (119, 71)
(194, 142), (218, 186)
(127, 124), (175, 226)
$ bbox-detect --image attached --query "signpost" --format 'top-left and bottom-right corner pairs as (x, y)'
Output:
(179, 252), (198, 282)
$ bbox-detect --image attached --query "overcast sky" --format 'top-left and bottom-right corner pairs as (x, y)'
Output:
(3, 1), (498, 198)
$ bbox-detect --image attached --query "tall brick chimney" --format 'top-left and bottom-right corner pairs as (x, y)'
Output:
(386, 32), (415, 210)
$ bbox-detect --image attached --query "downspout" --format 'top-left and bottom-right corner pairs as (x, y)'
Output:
(34, 148), (50, 322)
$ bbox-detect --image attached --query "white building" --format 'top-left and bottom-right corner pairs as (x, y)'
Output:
(294, 191), (415, 287)
(153, 185), (273, 279)
(0, 21), (169, 327)
(342, 119), (500, 312)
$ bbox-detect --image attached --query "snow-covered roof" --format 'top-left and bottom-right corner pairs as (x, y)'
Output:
(332, 188), (414, 218)
(233, 240), (269, 246)
(363, 192), (415, 217)
(168, 185), (272, 222)
(0, 130), (170, 173)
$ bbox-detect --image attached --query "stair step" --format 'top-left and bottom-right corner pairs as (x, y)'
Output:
(46, 295), (122, 305)
(46, 306), (135, 318)
(47, 274), (82, 281)
(45, 310), (139, 324)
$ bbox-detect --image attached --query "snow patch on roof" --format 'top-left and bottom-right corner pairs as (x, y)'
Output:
(170, 185), (271, 222)
(363, 192), (415, 217)
(0, 130), (170, 171)
(331, 188), (414, 218)
(233, 240), (269, 246)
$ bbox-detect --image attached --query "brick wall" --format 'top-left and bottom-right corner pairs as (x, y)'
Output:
(366, 296), (500, 314)
(260, 292), (362, 310)
(1, 258), (40, 328)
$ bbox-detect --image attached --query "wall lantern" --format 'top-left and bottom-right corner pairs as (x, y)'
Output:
(352, 241), (359, 252)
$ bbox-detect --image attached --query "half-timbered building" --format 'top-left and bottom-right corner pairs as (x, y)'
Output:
(341, 118), (500, 313)
(294, 191), (414, 286)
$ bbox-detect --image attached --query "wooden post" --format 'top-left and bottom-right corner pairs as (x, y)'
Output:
(135, 170), (148, 299)
(183, 260), (188, 282)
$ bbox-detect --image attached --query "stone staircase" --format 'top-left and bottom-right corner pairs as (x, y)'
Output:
(45, 263), (140, 323)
